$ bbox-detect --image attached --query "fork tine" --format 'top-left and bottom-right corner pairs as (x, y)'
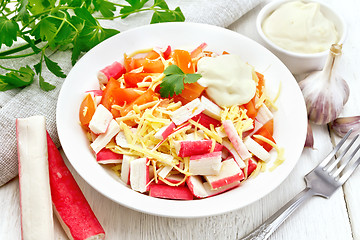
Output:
(318, 129), (353, 169)
(338, 155), (360, 184)
(333, 136), (360, 178)
(326, 134), (359, 173)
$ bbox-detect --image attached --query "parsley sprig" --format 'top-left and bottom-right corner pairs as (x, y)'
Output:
(159, 65), (202, 98)
(0, 0), (185, 91)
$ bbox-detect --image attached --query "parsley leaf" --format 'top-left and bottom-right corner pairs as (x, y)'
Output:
(151, 7), (184, 24)
(159, 65), (202, 98)
(0, 0), (185, 91)
(0, 66), (35, 91)
(39, 75), (56, 91)
(44, 55), (66, 78)
(0, 17), (19, 47)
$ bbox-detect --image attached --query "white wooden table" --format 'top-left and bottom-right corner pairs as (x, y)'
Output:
(1, 0), (360, 239)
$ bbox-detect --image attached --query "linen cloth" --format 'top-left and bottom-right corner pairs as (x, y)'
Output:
(0, 0), (263, 186)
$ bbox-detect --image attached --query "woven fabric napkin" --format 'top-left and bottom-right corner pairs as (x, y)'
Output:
(0, 0), (263, 187)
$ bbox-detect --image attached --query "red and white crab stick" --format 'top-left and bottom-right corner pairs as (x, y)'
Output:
(16, 116), (54, 240)
(97, 61), (126, 84)
(47, 133), (105, 240)
(174, 139), (223, 157)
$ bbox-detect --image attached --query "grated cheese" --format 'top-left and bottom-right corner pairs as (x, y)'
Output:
(188, 119), (222, 143)
(253, 134), (285, 171)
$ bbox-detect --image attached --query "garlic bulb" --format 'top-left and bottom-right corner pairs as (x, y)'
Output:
(298, 44), (349, 125)
(304, 121), (314, 148)
(330, 116), (360, 138)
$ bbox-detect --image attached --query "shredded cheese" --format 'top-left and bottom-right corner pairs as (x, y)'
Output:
(188, 119), (222, 143)
(253, 134), (285, 171)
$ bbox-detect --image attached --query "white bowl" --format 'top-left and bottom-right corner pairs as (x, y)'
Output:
(256, 0), (347, 75)
(57, 22), (307, 218)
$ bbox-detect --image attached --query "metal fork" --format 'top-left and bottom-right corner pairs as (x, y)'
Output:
(241, 129), (360, 240)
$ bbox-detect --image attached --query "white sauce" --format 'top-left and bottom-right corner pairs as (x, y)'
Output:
(262, 1), (338, 54)
(197, 54), (256, 107)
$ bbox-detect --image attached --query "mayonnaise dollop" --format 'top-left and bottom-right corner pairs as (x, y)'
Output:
(262, 1), (338, 54)
(197, 54), (256, 107)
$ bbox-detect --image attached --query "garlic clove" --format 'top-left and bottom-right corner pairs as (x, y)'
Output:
(330, 116), (360, 138)
(298, 44), (349, 125)
(304, 120), (314, 148)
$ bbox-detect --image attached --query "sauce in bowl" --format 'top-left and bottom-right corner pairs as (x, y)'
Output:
(262, 1), (338, 54)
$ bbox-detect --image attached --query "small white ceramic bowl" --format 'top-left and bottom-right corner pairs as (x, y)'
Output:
(256, 0), (347, 75)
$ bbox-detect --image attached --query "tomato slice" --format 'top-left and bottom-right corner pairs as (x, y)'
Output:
(121, 89), (158, 117)
(100, 78), (120, 111)
(253, 122), (275, 152)
(242, 97), (258, 120)
(124, 73), (155, 88)
(256, 71), (265, 96)
(145, 50), (160, 60)
(124, 55), (164, 73)
(79, 94), (96, 128)
(172, 49), (194, 73)
(173, 82), (205, 105)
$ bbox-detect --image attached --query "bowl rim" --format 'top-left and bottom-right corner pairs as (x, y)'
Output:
(256, 0), (347, 58)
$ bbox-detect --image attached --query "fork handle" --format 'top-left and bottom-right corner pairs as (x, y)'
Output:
(240, 187), (315, 240)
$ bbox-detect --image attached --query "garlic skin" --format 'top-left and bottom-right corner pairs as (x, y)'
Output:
(330, 116), (360, 138)
(298, 44), (349, 125)
(304, 120), (314, 148)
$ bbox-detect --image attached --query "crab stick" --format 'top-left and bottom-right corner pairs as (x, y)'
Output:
(200, 96), (222, 120)
(161, 45), (171, 59)
(190, 42), (208, 58)
(222, 140), (246, 168)
(96, 148), (122, 164)
(149, 184), (193, 200)
(244, 137), (271, 162)
(158, 174), (186, 186)
(154, 122), (176, 140)
(247, 158), (258, 176)
(16, 116), (54, 240)
(186, 175), (240, 198)
(97, 61), (126, 84)
(223, 120), (252, 161)
(255, 103), (273, 125)
(191, 113), (221, 129)
(174, 140), (223, 157)
(204, 158), (244, 189)
(130, 158), (149, 193)
(88, 104), (113, 134)
(47, 133), (105, 240)
(189, 151), (222, 175)
(170, 98), (205, 125)
(115, 130), (129, 148)
(121, 155), (134, 185)
(90, 119), (120, 154)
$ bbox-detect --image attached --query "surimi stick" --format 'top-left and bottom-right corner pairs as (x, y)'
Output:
(16, 116), (54, 240)
(47, 133), (105, 240)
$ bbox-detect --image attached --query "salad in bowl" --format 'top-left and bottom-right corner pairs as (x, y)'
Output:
(57, 22), (307, 217)
(78, 43), (282, 200)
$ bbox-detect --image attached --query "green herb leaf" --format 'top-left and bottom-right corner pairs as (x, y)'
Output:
(0, 17), (19, 47)
(159, 65), (202, 98)
(44, 55), (66, 78)
(16, 0), (30, 24)
(153, 0), (169, 9)
(94, 0), (116, 17)
(150, 7), (185, 24)
(31, 18), (57, 42)
(39, 75), (56, 91)
(71, 8), (119, 64)
(120, 0), (149, 18)
(28, 0), (56, 14)
(0, 66), (35, 91)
